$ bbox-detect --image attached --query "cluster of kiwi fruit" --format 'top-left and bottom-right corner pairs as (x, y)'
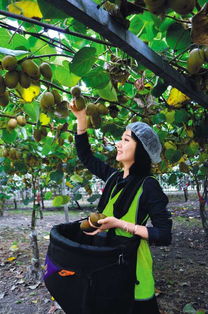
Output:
(80, 212), (106, 232)
(3, 147), (22, 160)
(187, 47), (208, 75)
(3, 146), (40, 168)
(70, 86), (86, 110)
(0, 55), (53, 106)
(7, 115), (26, 129)
(33, 126), (48, 142)
(144, 0), (195, 16)
(86, 102), (108, 129)
(40, 89), (69, 118)
(70, 85), (109, 129)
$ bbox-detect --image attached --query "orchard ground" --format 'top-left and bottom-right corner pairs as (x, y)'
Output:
(0, 195), (208, 314)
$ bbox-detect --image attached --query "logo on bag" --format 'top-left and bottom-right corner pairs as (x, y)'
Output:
(58, 270), (75, 277)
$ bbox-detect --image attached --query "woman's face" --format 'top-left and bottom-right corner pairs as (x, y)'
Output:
(116, 129), (137, 166)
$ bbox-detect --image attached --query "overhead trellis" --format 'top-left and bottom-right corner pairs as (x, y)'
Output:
(44, 0), (208, 107)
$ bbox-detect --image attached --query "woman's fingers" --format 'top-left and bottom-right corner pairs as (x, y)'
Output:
(83, 228), (101, 236)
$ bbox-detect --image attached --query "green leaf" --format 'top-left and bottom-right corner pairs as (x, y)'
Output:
(96, 81), (118, 102)
(41, 137), (54, 155)
(83, 67), (110, 89)
(175, 109), (189, 124)
(152, 113), (166, 124)
(1, 0), (7, 10)
(71, 19), (87, 34)
(44, 191), (52, 200)
(70, 47), (97, 76)
(165, 149), (182, 164)
(102, 123), (123, 138)
(70, 174), (83, 183)
(50, 170), (64, 183)
(23, 102), (40, 122)
(198, 0), (207, 5)
(52, 196), (63, 207)
(129, 15), (145, 36)
(168, 173), (177, 185)
(87, 194), (100, 203)
(151, 39), (168, 52)
(54, 65), (80, 87)
(166, 23), (191, 51)
(73, 193), (82, 201)
(2, 129), (17, 144)
(37, 0), (68, 18)
(62, 195), (70, 204)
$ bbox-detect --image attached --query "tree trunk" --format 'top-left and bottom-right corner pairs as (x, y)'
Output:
(14, 198), (17, 210)
(62, 178), (69, 223)
(26, 176), (42, 281)
(40, 186), (45, 209)
(199, 200), (208, 237)
(195, 178), (208, 237)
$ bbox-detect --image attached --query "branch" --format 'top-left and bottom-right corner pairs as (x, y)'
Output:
(0, 9), (117, 47)
(0, 21), (74, 54)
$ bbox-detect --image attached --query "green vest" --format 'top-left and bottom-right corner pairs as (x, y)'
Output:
(102, 182), (155, 301)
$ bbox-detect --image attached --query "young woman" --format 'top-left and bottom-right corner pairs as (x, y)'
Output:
(70, 104), (172, 314)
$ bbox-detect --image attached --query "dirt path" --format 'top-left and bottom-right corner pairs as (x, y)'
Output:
(0, 202), (207, 314)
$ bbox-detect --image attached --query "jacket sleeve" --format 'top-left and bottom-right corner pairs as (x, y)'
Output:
(139, 177), (172, 246)
(75, 132), (117, 182)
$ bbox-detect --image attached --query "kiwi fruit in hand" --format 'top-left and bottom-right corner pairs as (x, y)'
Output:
(89, 212), (106, 228)
(80, 219), (96, 232)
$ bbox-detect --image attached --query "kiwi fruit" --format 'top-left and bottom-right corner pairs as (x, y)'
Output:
(89, 212), (106, 228)
(144, 0), (166, 15)
(39, 62), (52, 80)
(16, 115), (26, 126)
(80, 219), (96, 232)
(40, 92), (55, 109)
(34, 129), (42, 142)
(118, 95), (129, 104)
(169, 0), (195, 15)
(86, 115), (93, 128)
(70, 86), (81, 97)
(0, 75), (6, 94)
(4, 71), (19, 88)
(109, 105), (119, 118)
(9, 147), (17, 160)
(0, 91), (9, 106)
(97, 103), (108, 115)
(21, 59), (40, 79)
(187, 48), (205, 75)
(55, 100), (69, 117)
(203, 47), (208, 62)
(68, 134), (73, 143)
(2, 55), (17, 71)
(19, 72), (31, 88)
(40, 127), (47, 137)
(3, 148), (9, 158)
(90, 113), (101, 129)
(74, 96), (86, 111)
(8, 118), (17, 129)
(86, 103), (98, 116)
(52, 89), (62, 105)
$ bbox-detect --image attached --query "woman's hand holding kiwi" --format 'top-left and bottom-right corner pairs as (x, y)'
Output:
(80, 212), (121, 235)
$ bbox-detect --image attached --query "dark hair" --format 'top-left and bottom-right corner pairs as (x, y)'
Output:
(129, 131), (152, 177)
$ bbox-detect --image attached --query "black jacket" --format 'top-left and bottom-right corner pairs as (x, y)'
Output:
(75, 132), (172, 246)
